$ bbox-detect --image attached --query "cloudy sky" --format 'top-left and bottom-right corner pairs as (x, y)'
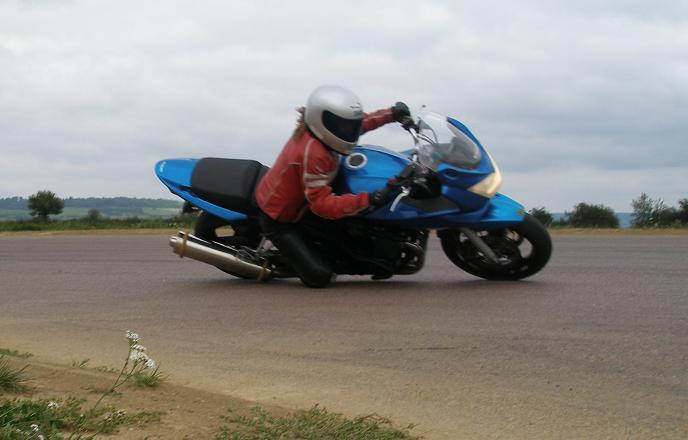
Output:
(1, 0), (686, 211)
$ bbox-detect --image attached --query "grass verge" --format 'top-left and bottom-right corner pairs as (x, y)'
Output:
(0, 348), (32, 359)
(215, 405), (419, 440)
(0, 215), (197, 233)
(0, 358), (29, 393)
(1, 352), (421, 439)
(0, 397), (162, 438)
(548, 227), (688, 235)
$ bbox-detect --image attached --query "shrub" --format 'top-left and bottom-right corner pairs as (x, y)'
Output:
(528, 207), (553, 226)
(84, 208), (103, 223)
(27, 190), (64, 222)
(567, 202), (619, 228)
(677, 198), (688, 225)
(631, 193), (679, 227)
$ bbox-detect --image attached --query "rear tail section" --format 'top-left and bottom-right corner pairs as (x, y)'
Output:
(155, 159), (198, 193)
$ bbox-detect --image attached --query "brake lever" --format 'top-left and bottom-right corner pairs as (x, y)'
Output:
(389, 186), (412, 212)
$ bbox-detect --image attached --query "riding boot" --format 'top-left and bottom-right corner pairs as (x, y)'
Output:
(258, 212), (334, 288)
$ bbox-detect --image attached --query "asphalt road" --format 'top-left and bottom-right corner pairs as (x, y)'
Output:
(1, 233), (687, 439)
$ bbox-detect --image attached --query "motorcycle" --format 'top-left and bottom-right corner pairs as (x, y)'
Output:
(154, 109), (552, 283)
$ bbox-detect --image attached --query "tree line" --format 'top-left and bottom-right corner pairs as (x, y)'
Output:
(10, 190), (688, 229)
(0, 196), (181, 210)
(529, 194), (688, 228)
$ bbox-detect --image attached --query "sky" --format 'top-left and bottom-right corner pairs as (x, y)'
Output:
(1, 0), (686, 211)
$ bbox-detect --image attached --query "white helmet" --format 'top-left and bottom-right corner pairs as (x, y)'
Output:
(305, 85), (363, 155)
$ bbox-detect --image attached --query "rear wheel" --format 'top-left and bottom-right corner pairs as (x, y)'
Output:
(438, 214), (552, 280)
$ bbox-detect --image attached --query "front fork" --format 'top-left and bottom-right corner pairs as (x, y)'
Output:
(459, 227), (500, 264)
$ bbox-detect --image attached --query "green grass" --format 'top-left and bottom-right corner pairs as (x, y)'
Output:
(0, 214), (197, 232)
(132, 367), (164, 388)
(0, 349), (32, 359)
(0, 210), (28, 221)
(0, 358), (30, 392)
(0, 397), (162, 438)
(215, 405), (420, 440)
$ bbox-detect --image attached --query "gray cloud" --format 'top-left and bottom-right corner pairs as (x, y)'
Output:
(1, 0), (686, 211)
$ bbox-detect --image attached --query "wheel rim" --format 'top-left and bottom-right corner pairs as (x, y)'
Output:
(455, 229), (534, 276)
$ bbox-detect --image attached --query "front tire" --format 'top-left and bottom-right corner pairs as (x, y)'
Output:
(438, 214), (552, 280)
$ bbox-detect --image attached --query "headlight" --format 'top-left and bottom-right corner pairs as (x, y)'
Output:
(467, 155), (502, 198)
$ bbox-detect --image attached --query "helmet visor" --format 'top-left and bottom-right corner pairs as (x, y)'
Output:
(322, 111), (362, 143)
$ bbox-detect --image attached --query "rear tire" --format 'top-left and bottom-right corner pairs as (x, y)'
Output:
(438, 214), (552, 280)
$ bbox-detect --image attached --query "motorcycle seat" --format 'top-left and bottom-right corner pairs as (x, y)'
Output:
(190, 158), (269, 215)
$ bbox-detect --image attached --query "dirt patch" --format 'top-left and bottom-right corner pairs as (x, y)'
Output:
(1, 357), (286, 439)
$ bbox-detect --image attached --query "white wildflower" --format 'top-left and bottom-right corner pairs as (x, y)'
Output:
(132, 344), (147, 352)
(130, 350), (150, 363)
(125, 330), (140, 343)
(145, 358), (157, 369)
(30, 424), (39, 432)
(47, 400), (59, 410)
(38, 436), (45, 440)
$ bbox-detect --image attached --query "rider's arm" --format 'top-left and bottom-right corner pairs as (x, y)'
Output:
(360, 108), (394, 134)
(302, 140), (370, 220)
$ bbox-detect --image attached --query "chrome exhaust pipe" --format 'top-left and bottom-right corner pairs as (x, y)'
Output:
(169, 231), (271, 281)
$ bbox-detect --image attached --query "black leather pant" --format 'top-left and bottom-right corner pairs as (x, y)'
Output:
(258, 211), (334, 288)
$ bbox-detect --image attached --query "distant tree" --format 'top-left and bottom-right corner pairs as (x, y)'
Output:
(631, 193), (653, 227)
(551, 217), (570, 227)
(567, 202), (619, 228)
(677, 198), (688, 225)
(27, 190), (64, 222)
(631, 193), (678, 227)
(655, 206), (678, 227)
(528, 207), (553, 226)
(84, 208), (103, 223)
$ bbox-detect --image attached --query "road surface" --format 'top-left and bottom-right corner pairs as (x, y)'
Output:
(1, 233), (687, 439)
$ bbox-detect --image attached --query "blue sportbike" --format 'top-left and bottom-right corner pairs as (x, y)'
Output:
(155, 109), (552, 283)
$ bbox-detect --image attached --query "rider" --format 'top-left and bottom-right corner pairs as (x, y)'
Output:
(254, 84), (411, 287)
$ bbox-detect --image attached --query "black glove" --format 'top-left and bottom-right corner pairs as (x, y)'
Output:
(400, 116), (418, 131)
(369, 184), (398, 208)
(391, 102), (410, 123)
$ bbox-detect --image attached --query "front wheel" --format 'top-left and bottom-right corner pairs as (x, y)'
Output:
(438, 214), (552, 280)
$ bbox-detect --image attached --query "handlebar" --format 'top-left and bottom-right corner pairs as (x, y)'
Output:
(400, 116), (419, 133)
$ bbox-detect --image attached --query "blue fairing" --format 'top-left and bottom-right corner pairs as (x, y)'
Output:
(333, 143), (524, 228)
(155, 158), (197, 188)
(360, 193), (524, 229)
(335, 145), (410, 194)
(155, 159), (248, 222)
(468, 193), (525, 230)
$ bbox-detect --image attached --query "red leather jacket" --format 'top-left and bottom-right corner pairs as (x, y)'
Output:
(255, 108), (394, 223)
